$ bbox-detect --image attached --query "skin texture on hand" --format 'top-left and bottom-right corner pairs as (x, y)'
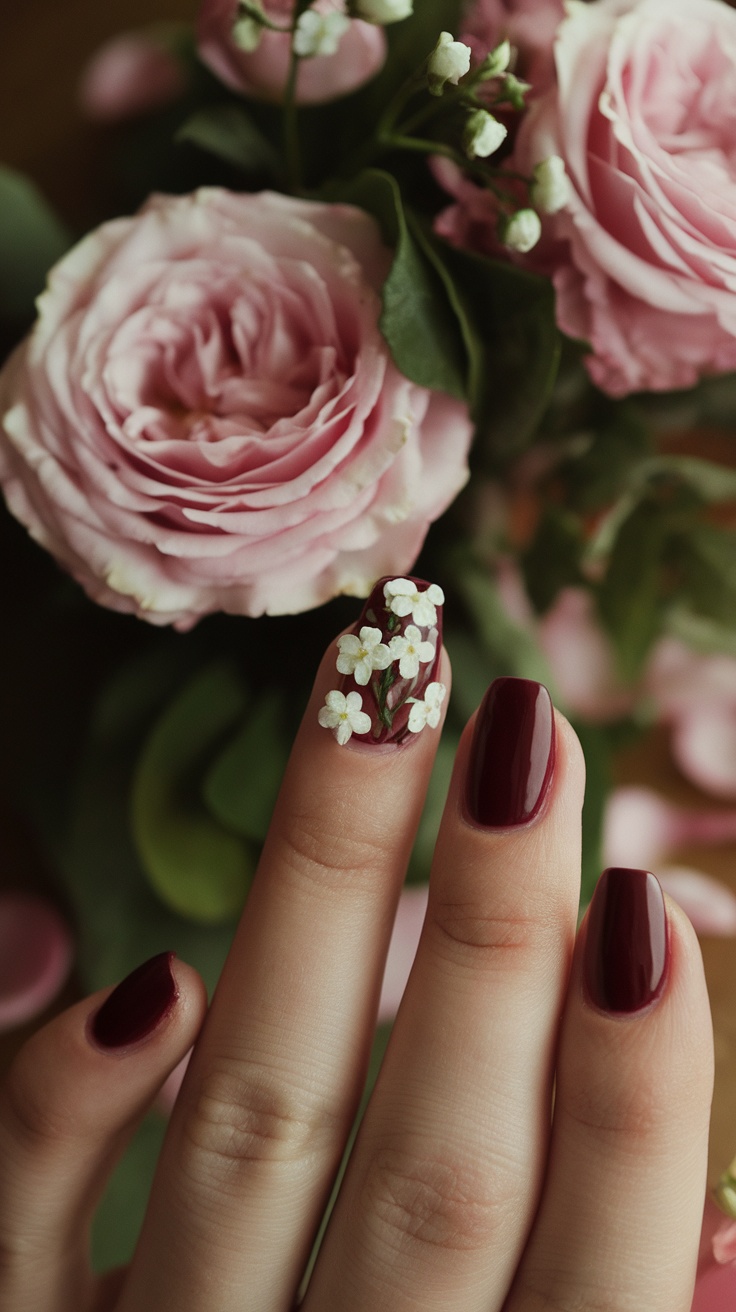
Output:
(0, 582), (714, 1312)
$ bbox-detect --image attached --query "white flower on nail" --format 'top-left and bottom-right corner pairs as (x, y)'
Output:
(293, 10), (350, 57)
(318, 690), (372, 745)
(383, 578), (445, 627)
(388, 625), (436, 679)
(407, 682), (447, 732)
(336, 627), (391, 686)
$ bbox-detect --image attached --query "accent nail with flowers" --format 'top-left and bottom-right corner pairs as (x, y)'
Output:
(319, 575), (447, 746)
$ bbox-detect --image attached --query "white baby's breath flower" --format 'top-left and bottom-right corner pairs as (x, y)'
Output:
(232, 15), (264, 51)
(407, 681), (447, 732)
(531, 155), (570, 214)
(318, 689), (372, 745)
(336, 626), (391, 685)
(502, 208), (542, 253)
(294, 10), (350, 57)
(384, 578), (445, 627)
(482, 39), (511, 79)
(463, 109), (507, 160)
(350, 0), (413, 23)
(427, 32), (471, 96)
(388, 625), (436, 678)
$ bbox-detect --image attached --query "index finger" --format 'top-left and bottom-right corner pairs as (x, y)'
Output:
(119, 575), (451, 1312)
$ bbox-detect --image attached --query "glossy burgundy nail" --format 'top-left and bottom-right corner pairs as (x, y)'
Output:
(318, 575), (446, 747)
(90, 951), (178, 1049)
(465, 676), (555, 826)
(583, 867), (669, 1014)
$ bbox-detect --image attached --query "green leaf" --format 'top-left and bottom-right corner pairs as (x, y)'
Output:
(672, 523), (736, 628)
(176, 105), (282, 179)
(406, 732), (458, 882)
(596, 500), (670, 682)
(92, 1113), (166, 1271)
(451, 557), (554, 684)
(439, 242), (561, 459)
(203, 690), (290, 842)
(639, 454), (736, 503)
(521, 506), (584, 614)
(0, 166), (71, 319)
(575, 723), (612, 910)
(132, 662), (255, 923)
(327, 169), (467, 398)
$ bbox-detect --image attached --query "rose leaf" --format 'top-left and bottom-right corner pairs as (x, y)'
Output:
(131, 662), (255, 923)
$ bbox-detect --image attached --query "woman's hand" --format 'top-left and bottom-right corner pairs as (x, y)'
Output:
(0, 577), (713, 1311)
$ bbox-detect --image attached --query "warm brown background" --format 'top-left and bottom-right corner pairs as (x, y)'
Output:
(1, 0), (735, 1189)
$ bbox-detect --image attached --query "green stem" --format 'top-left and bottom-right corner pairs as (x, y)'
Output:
(381, 134), (517, 201)
(283, 47), (303, 194)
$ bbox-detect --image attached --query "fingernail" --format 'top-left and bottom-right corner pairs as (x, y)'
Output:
(90, 952), (178, 1049)
(583, 867), (669, 1013)
(465, 676), (555, 826)
(317, 575), (446, 747)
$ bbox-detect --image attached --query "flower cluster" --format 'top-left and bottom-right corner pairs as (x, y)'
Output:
(318, 577), (447, 745)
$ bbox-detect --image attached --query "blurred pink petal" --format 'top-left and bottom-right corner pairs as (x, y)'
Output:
(155, 1048), (192, 1114)
(0, 894), (73, 1030)
(537, 587), (636, 722)
(78, 32), (186, 122)
(604, 786), (736, 870)
(603, 787), (681, 870)
(673, 706), (736, 800)
(656, 866), (736, 936)
(694, 1199), (736, 1311)
(713, 1216), (736, 1265)
(378, 885), (428, 1023)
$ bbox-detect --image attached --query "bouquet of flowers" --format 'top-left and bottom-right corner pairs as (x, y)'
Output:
(3, 0), (736, 1282)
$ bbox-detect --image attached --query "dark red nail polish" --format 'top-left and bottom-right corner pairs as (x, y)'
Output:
(583, 868), (669, 1013)
(318, 575), (446, 747)
(90, 952), (178, 1049)
(465, 677), (555, 826)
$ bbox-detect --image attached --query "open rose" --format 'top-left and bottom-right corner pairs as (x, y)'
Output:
(516, 0), (736, 396)
(197, 0), (386, 104)
(0, 189), (472, 628)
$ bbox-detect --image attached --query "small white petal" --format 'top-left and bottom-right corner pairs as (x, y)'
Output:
(408, 702), (428, 732)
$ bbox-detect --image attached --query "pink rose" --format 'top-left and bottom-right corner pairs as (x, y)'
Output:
(197, 0), (386, 104)
(0, 189), (471, 629)
(78, 31), (186, 122)
(516, 0), (736, 396)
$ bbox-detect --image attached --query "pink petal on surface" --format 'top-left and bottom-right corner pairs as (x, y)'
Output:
(656, 866), (736, 937)
(378, 885), (428, 1023)
(0, 894), (74, 1030)
(713, 1217), (736, 1265)
(603, 786), (677, 870)
(673, 706), (736, 800)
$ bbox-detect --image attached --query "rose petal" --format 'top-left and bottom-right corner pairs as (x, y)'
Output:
(0, 894), (74, 1030)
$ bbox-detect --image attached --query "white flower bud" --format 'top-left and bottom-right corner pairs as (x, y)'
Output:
(427, 32), (471, 96)
(463, 109), (508, 159)
(350, 0), (413, 23)
(482, 38), (511, 78)
(232, 15), (264, 51)
(531, 155), (570, 214)
(502, 208), (542, 253)
(293, 10), (350, 58)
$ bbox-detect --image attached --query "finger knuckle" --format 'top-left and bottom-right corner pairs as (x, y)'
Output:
(362, 1142), (500, 1257)
(277, 799), (394, 899)
(428, 897), (554, 973)
(180, 1059), (337, 1193)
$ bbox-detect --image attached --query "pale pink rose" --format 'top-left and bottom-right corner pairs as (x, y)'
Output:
(0, 189), (472, 629)
(78, 31), (186, 122)
(515, 0), (736, 397)
(645, 639), (736, 798)
(197, 0), (386, 104)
